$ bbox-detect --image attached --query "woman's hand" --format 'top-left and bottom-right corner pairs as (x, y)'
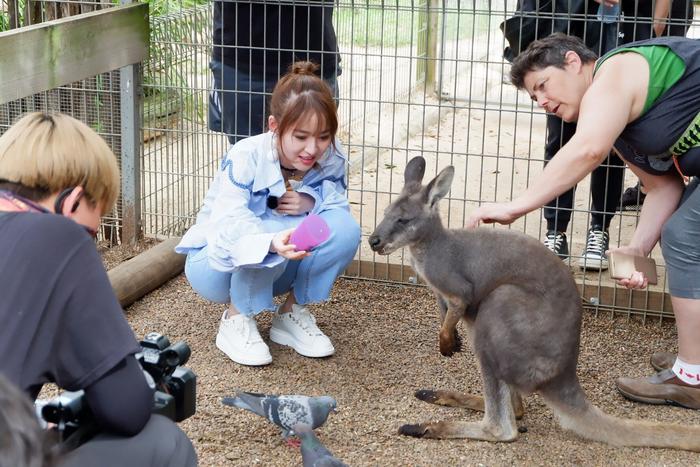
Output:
(607, 245), (649, 289)
(466, 202), (520, 229)
(275, 192), (315, 215)
(270, 228), (310, 260)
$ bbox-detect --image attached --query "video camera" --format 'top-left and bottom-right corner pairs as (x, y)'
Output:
(41, 332), (196, 441)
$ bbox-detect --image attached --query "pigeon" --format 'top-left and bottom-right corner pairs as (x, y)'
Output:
(221, 390), (337, 438)
(298, 427), (348, 467)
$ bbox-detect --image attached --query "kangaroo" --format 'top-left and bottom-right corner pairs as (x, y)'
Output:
(367, 156), (700, 451)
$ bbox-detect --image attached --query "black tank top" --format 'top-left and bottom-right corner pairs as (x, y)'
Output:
(611, 37), (700, 176)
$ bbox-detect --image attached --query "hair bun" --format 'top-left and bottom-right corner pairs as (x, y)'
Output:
(290, 61), (319, 76)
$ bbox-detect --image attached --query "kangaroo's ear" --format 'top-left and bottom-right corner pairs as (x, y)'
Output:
(403, 156), (426, 191)
(423, 165), (454, 208)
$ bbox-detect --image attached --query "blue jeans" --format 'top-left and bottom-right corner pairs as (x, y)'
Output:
(184, 209), (360, 315)
(209, 61), (339, 145)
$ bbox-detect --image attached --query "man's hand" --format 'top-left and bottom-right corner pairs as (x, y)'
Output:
(275, 192), (315, 216)
(270, 228), (310, 260)
(466, 202), (519, 229)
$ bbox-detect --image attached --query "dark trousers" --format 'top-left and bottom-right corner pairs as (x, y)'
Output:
(58, 415), (197, 467)
(543, 114), (625, 232)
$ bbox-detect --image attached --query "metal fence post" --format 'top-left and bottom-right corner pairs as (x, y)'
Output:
(119, 0), (143, 244)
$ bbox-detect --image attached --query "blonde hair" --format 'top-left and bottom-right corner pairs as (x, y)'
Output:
(0, 112), (120, 214)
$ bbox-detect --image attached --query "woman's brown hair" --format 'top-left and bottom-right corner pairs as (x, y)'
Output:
(268, 61), (338, 143)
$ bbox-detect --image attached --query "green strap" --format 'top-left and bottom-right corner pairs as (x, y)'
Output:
(670, 112), (700, 157)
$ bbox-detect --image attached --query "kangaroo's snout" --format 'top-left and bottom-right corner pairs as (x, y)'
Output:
(368, 234), (382, 252)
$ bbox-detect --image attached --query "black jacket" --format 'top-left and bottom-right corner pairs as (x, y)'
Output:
(501, 0), (603, 62)
(212, 0), (340, 79)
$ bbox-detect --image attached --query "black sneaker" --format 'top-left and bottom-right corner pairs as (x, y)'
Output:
(578, 226), (609, 270)
(619, 183), (646, 211)
(544, 230), (568, 258)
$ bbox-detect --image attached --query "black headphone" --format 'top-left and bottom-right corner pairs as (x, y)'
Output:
(54, 187), (80, 214)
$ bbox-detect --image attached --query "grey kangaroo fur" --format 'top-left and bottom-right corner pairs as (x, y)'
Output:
(367, 156), (700, 451)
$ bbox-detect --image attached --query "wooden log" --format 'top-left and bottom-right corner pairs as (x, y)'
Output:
(108, 237), (185, 309)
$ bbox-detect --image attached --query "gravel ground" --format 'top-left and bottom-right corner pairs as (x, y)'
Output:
(104, 238), (700, 467)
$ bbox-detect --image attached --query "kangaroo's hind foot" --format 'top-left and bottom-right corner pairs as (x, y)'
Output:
(414, 388), (524, 419)
(415, 389), (484, 411)
(399, 418), (518, 442)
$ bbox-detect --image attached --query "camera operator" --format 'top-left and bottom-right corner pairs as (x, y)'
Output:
(0, 112), (197, 467)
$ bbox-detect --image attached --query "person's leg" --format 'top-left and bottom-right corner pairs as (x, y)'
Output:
(674, 297), (700, 364)
(269, 209), (360, 357)
(184, 248), (233, 305)
(616, 178), (700, 409)
(184, 247), (280, 366)
(589, 152), (625, 231)
(209, 61), (268, 145)
(663, 177), (700, 368)
(59, 415), (197, 467)
(543, 115), (575, 257)
(579, 152), (625, 270)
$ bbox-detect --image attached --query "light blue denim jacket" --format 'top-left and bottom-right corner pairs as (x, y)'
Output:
(175, 132), (349, 272)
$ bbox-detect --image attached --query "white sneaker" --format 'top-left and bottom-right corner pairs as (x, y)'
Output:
(578, 227), (610, 271)
(216, 312), (272, 366)
(270, 304), (335, 358)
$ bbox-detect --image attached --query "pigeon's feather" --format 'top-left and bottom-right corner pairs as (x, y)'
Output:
(222, 391), (337, 437)
(298, 429), (348, 467)
(221, 391), (267, 418)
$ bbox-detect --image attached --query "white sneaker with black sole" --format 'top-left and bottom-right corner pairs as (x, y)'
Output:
(270, 304), (335, 358)
(578, 227), (609, 270)
(216, 312), (272, 366)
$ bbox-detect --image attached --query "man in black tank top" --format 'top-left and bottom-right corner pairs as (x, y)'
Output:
(468, 33), (700, 410)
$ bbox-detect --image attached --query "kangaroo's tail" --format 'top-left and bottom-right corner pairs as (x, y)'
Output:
(541, 379), (700, 452)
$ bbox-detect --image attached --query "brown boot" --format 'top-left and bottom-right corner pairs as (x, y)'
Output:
(650, 351), (676, 372)
(616, 369), (700, 410)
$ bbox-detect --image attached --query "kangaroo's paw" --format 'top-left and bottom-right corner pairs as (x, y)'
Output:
(454, 331), (463, 352)
(414, 389), (485, 412)
(398, 423), (428, 438)
(439, 328), (461, 356)
(414, 389), (441, 404)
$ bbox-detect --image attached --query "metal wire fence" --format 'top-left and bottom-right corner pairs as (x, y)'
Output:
(3, 0), (699, 319)
(0, 0), (124, 242)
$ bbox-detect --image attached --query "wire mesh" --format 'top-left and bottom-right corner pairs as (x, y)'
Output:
(3, 0), (699, 319)
(0, 0), (123, 243)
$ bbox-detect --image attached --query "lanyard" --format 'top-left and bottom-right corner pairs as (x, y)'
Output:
(0, 190), (48, 213)
(670, 111), (700, 182)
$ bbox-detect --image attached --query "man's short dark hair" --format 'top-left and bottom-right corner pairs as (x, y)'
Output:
(510, 33), (599, 89)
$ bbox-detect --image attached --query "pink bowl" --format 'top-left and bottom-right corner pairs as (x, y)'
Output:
(289, 214), (331, 251)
